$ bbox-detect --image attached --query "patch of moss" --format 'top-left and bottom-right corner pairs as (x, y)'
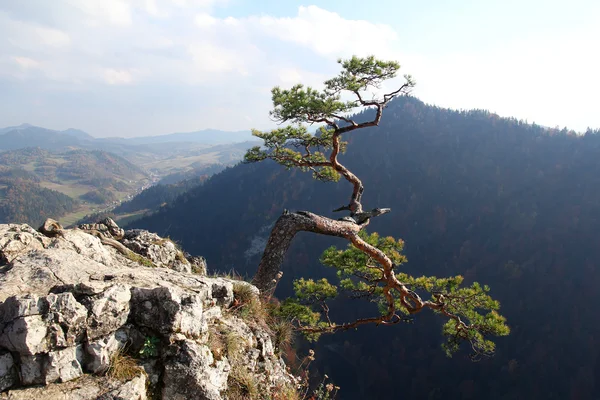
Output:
(126, 251), (156, 268)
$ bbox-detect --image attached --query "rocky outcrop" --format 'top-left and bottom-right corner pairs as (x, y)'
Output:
(0, 219), (294, 399)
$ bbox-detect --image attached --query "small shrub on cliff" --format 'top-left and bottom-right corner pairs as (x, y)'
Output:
(231, 283), (269, 326)
(271, 317), (294, 351)
(139, 335), (160, 358)
(226, 367), (261, 399)
(230, 282), (297, 355)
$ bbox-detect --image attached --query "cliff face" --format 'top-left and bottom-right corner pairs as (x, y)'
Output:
(0, 219), (294, 399)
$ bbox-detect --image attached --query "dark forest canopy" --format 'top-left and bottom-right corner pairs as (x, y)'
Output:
(133, 96), (600, 399)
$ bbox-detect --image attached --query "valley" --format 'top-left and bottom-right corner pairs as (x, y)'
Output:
(0, 126), (258, 227)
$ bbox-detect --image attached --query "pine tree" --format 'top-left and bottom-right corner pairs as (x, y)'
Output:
(245, 56), (508, 358)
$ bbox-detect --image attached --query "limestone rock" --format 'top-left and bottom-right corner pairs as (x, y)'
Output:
(130, 286), (206, 338)
(18, 355), (44, 386)
(0, 314), (48, 356)
(0, 224), (49, 264)
(85, 285), (131, 340)
(0, 374), (146, 400)
(0, 221), (293, 399)
(121, 230), (190, 271)
(188, 255), (208, 275)
(162, 340), (230, 400)
(85, 330), (128, 374)
(98, 374), (146, 400)
(43, 346), (84, 384)
(0, 352), (16, 392)
(0, 293), (88, 356)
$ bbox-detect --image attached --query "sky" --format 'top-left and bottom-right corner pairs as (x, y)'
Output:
(0, 0), (599, 137)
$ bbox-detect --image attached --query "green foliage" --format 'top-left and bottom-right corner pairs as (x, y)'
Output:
(283, 230), (509, 358)
(268, 56), (410, 125)
(324, 55), (409, 94)
(244, 55), (410, 183)
(277, 299), (328, 342)
(244, 126), (344, 182)
(293, 278), (338, 303)
(138, 335), (160, 358)
(269, 85), (354, 125)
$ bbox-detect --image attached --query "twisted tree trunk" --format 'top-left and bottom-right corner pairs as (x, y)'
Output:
(252, 211), (361, 293)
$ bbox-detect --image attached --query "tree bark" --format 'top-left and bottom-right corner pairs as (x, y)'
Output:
(252, 211), (361, 294)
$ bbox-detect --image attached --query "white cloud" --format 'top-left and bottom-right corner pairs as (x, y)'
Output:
(194, 12), (217, 28)
(33, 25), (71, 47)
(65, 0), (132, 26)
(170, 0), (223, 8)
(253, 6), (398, 57)
(144, 0), (165, 17)
(1, 16), (71, 51)
(277, 68), (302, 84)
(13, 56), (40, 69)
(0, 3), (408, 135)
(187, 42), (245, 74)
(104, 68), (135, 85)
(276, 67), (330, 90)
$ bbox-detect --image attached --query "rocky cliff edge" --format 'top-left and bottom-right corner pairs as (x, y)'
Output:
(0, 218), (295, 399)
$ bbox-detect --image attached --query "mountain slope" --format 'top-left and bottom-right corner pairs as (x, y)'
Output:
(131, 97), (600, 399)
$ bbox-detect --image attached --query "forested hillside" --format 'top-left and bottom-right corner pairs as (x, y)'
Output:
(113, 174), (208, 214)
(0, 180), (78, 227)
(132, 96), (600, 399)
(0, 148), (150, 226)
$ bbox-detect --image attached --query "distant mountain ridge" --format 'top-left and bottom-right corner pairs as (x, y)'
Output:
(0, 124), (255, 151)
(100, 128), (255, 145)
(0, 124), (95, 151)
